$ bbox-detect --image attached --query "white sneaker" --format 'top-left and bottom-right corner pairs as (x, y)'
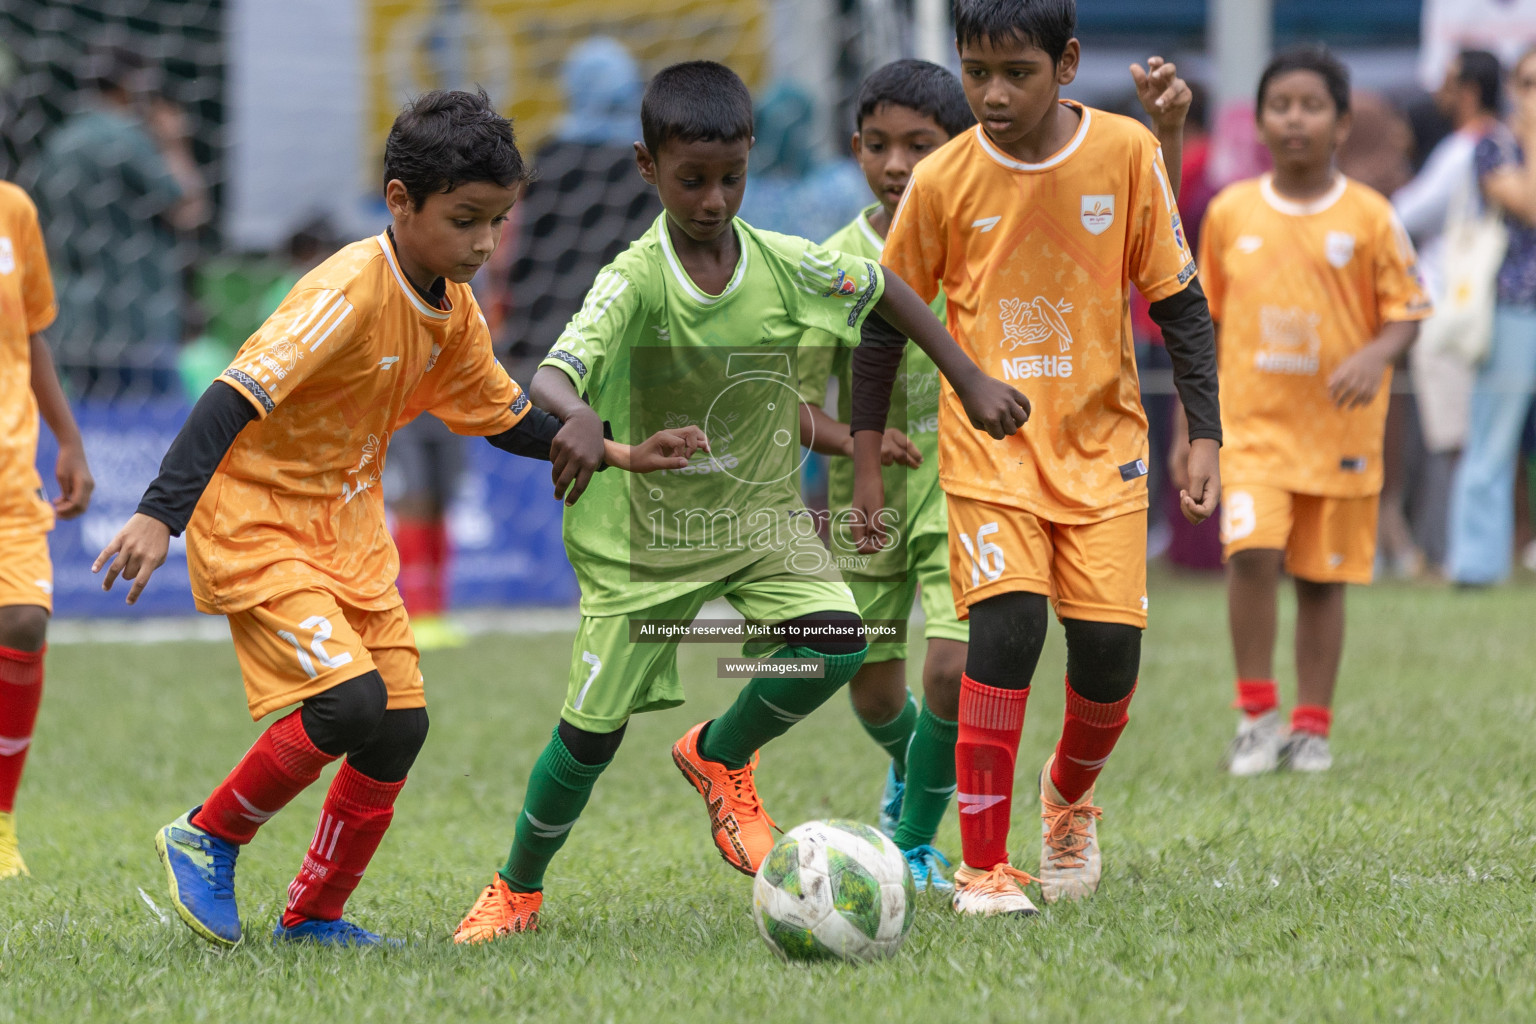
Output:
(951, 863), (1040, 916)
(1281, 731), (1332, 772)
(1037, 757), (1102, 903)
(1224, 710), (1284, 776)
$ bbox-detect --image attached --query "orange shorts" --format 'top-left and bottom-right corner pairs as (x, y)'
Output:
(226, 588), (423, 721)
(0, 527), (52, 613)
(946, 495), (1148, 628)
(1220, 484), (1379, 584)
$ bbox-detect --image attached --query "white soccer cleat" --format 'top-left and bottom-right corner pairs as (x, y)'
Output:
(1224, 710), (1284, 776)
(1037, 757), (1102, 903)
(1281, 732), (1333, 772)
(951, 863), (1039, 917)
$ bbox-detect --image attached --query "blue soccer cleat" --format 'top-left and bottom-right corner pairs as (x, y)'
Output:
(155, 807), (241, 947)
(272, 917), (401, 947)
(903, 844), (955, 893)
(878, 763), (906, 837)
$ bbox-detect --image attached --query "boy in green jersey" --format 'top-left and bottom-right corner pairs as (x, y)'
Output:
(454, 61), (1029, 943)
(796, 60), (976, 893)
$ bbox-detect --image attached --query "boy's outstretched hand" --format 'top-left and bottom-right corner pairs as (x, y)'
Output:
(93, 512), (171, 604)
(618, 425), (711, 473)
(1179, 437), (1221, 525)
(1130, 57), (1191, 132)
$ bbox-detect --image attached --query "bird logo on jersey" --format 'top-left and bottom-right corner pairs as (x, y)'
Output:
(1080, 195), (1115, 235)
(1000, 296), (1074, 352)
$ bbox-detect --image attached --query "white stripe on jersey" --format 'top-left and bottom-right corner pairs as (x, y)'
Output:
(306, 300), (355, 352)
(1151, 153), (1175, 213)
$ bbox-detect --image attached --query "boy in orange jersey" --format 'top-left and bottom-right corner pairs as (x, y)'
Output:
(1173, 48), (1430, 776)
(0, 180), (95, 879)
(92, 91), (704, 948)
(851, 0), (1223, 915)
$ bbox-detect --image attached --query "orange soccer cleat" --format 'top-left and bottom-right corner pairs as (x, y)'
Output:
(452, 876), (542, 945)
(671, 721), (777, 875)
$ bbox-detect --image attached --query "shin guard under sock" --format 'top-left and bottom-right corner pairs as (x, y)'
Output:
(891, 702), (958, 851)
(955, 674), (1028, 871)
(699, 646), (867, 770)
(193, 710), (335, 844)
(283, 761), (405, 925)
(0, 646), (44, 814)
(500, 728), (611, 892)
(1050, 677), (1134, 804)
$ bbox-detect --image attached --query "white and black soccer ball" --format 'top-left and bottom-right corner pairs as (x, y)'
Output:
(752, 819), (916, 962)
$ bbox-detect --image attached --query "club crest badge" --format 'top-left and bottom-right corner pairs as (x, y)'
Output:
(1080, 195), (1115, 235)
(1325, 231), (1355, 268)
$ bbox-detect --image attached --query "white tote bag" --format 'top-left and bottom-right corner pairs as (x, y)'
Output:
(1418, 159), (1508, 366)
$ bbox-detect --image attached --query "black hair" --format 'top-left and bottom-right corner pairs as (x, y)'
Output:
(641, 61), (754, 157)
(1256, 45), (1350, 116)
(856, 59), (976, 137)
(82, 40), (152, 96)
(1456, 49), (1503, 114)
(382, 89), (529, 208)
(952, 0), (1076, 65)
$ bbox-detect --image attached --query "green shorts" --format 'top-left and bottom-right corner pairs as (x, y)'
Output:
(560, 557), (859, 733)
(848, 530), (969, 664)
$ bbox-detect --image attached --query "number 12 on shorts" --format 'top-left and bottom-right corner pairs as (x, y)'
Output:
(277, 615), (354, 679)
(958, 522), (1004, 588)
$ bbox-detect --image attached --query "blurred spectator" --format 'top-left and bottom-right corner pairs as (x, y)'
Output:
(735, 80), (868, 241)
(1340, 91), (1421, 577)
(1447, 47), (1536, 584)
(1394, 50), (1504, 570)
(499, 37), (659, 381)
(33, 41), (207, 401)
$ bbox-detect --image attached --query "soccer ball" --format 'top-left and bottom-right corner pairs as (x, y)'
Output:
(752, 818), (916, 962)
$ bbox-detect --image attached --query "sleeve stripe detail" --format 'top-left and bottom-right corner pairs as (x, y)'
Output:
(223, 368), (275, 413)
(305, 300), (355, 352)
(288, 289), (343, 338)
(1151, 155), (1175, 213)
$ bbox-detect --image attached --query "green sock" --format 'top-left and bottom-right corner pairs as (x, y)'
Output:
(855, 689), (918, 780)
(892, 702), (958, 852)
(500, 727), (610, 892)
(700, 645), (867, 769)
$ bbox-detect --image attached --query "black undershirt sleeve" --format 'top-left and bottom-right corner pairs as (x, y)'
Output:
(485, 405), (613, 468)
(849, 311), (907, 436)
(136, 380), (259, 536)
(1147, 278), (1222, 445)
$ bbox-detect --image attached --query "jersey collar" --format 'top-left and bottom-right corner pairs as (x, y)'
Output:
(376, 231), (452, 320)
(856, 204), (885, 251)
(659, 217), (750, 305)
(1259, 173), (1347, 217)
(974, 102), (1092, 172)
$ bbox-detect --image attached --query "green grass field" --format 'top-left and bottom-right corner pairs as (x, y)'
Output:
(4, 571), (1535, 1023)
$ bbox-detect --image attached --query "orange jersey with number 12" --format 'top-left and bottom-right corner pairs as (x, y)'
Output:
(196, 232), (528, 615)
(882, 103), (1196, 524)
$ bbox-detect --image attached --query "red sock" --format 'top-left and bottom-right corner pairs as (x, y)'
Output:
(1290, 704), (1332, 737)
(0, 646), (45, 814)
(1050, 677), (1135, 805)
(282, 761), (405, 925)
(394, 519), (440, 615)
(193, 710), (334, 844)
(955, 674), (1029, 871)
(1234, 678), (1279, 717)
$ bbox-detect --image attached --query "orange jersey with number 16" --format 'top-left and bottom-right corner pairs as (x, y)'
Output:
(881, 103), (1197, 524)
(196, 232), (528, 615)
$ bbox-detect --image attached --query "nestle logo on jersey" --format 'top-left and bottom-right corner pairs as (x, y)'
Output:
(1001, 354), (1073, 379)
